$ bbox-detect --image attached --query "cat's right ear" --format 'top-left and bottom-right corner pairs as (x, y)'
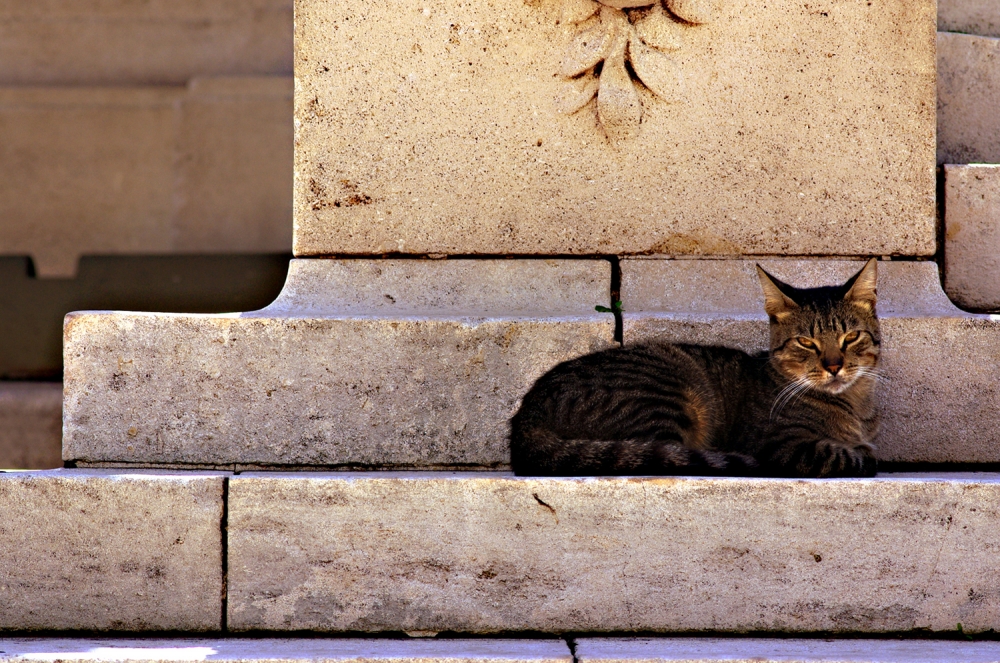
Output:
(756, 265), (799, 322)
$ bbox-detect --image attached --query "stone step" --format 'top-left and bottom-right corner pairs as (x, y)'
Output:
(577, 638), (1000, 662)
(66, 257), (1000, 468)
(0, 77), (291, 278)
(0, 382), (61, 470)
(0, 639), (570, 663)
(939, 0), (1000, 39)
(0, 469), (224, 632)
(4, 638), (1000, 663)
(944, 164), (1000, 311)
(621, 259), (1000, 464)
(938, 31), (1000, 165)
(0, 1), (291, 86)
(63, 259), (613, 468)
(227, 471), (1000, 634)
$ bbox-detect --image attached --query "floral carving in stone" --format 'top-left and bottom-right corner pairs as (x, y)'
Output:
(555, 0), (714, 142)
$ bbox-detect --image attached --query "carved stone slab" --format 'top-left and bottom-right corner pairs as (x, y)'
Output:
(294, 0), (936, 258)
(620, 259), (1000, 463)
(63, 259), (613, 468)
(228, 472), (1000, 633)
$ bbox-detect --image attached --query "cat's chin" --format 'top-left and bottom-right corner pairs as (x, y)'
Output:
(818, 375), (857, 395)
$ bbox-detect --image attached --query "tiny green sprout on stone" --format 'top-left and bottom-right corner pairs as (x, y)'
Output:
(595, 300), (623, 313)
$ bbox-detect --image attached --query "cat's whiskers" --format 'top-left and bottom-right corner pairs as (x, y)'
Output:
(770, 376), (812, 421)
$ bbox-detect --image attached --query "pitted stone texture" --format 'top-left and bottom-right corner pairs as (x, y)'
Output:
(938, 32), (1000, 165)
(939, 0), (1000, 38)
(621, 259), (1000, 463)
(0, 639), (571, 663)
(577, 638), (1000, 663)
(63, 259), (613, 468)
(945, 165), (1000, 310)
(0, 79), (291, 278)
(0, 383), (61, 470)
(294, 0), (935, 258)
(0, 469), (224, 631)
(0, 1), (292, 86)
(228, 472), (1000, 633)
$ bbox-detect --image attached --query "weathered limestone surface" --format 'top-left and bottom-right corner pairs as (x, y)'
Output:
(294, 0), (935, 258)
(621, 259), (1000, 464)
(228, 472), (1000, 633)
(0, 639), (571, 663)
(944, 165), (1000, 310)
(577, 638), (1000, 663)
(0, 469), (224, 631)
(63, 259), (613, 468)
(0, 79), (292, 277)
(938, 32), (1000, 165)
(0, 383), (61, 470)
(0, 1), (292, 86)
(939, 0), (1000, 38)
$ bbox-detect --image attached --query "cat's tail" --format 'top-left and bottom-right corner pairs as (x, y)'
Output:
(510, 426), (758, 477)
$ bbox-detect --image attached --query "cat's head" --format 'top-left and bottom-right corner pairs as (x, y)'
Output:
(756, 259), (880, 395)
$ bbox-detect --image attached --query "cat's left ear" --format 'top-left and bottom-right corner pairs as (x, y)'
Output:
(756, 265), (799, 321)
(843, 258), (877, 311)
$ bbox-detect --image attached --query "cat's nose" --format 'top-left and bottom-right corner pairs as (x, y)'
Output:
(822, 358), (843, 375)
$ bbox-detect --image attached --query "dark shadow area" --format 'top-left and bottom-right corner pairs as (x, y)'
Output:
(0, 254), (291, 380)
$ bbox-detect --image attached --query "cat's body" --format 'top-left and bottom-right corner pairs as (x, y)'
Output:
(510, 260), (881, 478)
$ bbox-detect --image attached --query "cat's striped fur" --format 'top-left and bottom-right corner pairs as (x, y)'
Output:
(510, 260), (881, 478)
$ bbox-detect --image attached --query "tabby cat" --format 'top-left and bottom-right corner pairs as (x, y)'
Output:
(510, 259), (881, 478)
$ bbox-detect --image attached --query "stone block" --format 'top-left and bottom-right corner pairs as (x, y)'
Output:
(944, 165), (1000, 310)
(0, 80), (292, 278)
(0, 1), (292, 86)
(0, 469), (224, 631)
(228, 471), (1000, 633)
(620, 259), (1000, 463)
(0, 639), (571, 663)
(63, 259), (614, 468)
(174, 77), (293, 254)
(293, 0), (936, 258)
(576, 638), (1000, 662)
(0, 382), (61, 470)
(939, 0), (1000, 39)
(938, 32), (1000, 165)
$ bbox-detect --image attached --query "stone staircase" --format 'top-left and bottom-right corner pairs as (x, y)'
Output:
(5, 0), (1000, 661)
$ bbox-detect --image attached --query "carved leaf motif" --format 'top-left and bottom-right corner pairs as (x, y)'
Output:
(555, 77), (601, 114)
(629, 35), (684, 101)
(598, 36), (642, 141)
(561, 0), (600, 24)
(559, 22), (613, 77)
(665, 0), (714, 24)
(633, 3), (683, 51)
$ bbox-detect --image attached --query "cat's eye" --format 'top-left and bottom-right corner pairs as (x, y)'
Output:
(841, 331), (861, 347)
(796, 337), (818, 350)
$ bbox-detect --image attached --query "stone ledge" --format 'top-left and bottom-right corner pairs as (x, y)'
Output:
(0, 1), (291, 86)
(938, 32), (1000, 165)
(944, 164), (1000, 311)
(63, 259), (614, 468)
(0, 469), (225, 631)
(0, 639), (571, 663)
(228, 472), (1000, 633)
(621, 259), (1000, 463)
(0, 382), (61, 470)
(576, 638), (1000, 662)
(0, 78), (292, 278)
